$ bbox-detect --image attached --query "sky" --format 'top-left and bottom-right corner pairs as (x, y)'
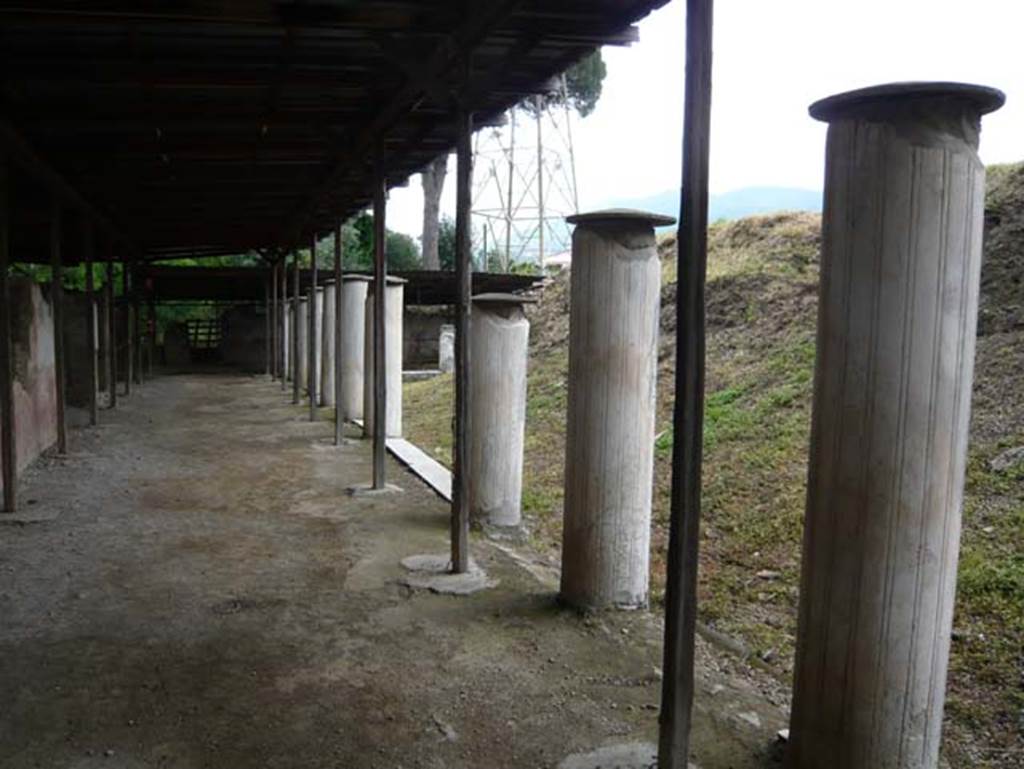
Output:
(385, 0), (1024, 238)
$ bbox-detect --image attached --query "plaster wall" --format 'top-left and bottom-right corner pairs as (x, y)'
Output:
(1, 278), (58, 496)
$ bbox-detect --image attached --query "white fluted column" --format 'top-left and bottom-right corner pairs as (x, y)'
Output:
(312, 286), (323, 402)
(282, 300), (291, 381)
(297, 296), (308, 393)
(321, 279), (336, 407)
(559, 209), (672, 610)
(469, 294), (532, 528)
(363, 276), (405, 438)
(439, 324), (455, 373)
(339, 275), (370, 421)
(789, 82), (1004, 769)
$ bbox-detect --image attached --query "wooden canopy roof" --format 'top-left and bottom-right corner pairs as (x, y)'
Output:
(2, 0), (668, 264)
(138, 265), (543, 305)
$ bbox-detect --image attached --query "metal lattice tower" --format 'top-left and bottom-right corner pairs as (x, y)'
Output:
(471, 80), (579, 270)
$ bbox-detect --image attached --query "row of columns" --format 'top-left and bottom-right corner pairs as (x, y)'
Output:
(260, 114), (534, 547)
(300, 79), (999, 769)
(270, 266), (408, 430)
(517, 81), (1000, 769)
(258, 79), (999, 769)
(267, 256), (537, 534)
(265, 209), (407, 501)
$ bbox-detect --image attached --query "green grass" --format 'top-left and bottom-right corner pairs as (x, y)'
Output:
(946, 446), (1024, 761)
(403, 371), (453, 465)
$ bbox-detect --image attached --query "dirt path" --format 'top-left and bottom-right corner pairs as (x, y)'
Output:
(0, 373), (785, 769)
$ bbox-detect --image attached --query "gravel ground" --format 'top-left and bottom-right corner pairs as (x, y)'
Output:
(0, 372), (788, 769)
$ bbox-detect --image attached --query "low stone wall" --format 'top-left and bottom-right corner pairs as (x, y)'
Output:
(164, 323), (190, 369)
(115, 305), (131, 385)
(1, 278), (58, 496)
(97, 292), (109, 392)
(404, 307), (452, 368)
(63, 291), (97, 408)
(222, 305), (267, 373)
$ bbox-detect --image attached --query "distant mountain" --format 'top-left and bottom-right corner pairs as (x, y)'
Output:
(603, 186), (822, 226)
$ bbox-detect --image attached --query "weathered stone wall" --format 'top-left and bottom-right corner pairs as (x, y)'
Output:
(221, 305), (267, 373)
(114, 305), (130, 385)
(164, 323), (190, 369)
(404, 307), (452, 368)
(97, 292), (109, 392)
(1, 278), (58, 496)
(221, 305), (268, 374)
(63, 291), (97, 408)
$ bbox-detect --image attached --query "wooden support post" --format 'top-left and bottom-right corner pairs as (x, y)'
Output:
(270, 262), (278, 380)
(147, 296), (156, 378)
(106, 254), (117, 408)
(292, 247), (300, 404)
(0, 151), (15, 512)
(133, 262), (142, 386)
(535, 95), (545, 267)
(263, 274), (270, 377)
(333, 221), (343, 446)
(371, 154), (387, 490)
(97, 257), (107, 394)
(50, 199), (68, 454)
(84, 222), (98, 426)
(138, 297), (145, 383)
(451, 106), (473, 574)
(658, 1), (714, 767)
(280, 258), (287, 391)
(308, 234), (318, 421)
(123, 258), (132, 397)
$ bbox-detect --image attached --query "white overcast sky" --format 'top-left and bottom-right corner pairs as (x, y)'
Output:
(385, 0), (1023, 238)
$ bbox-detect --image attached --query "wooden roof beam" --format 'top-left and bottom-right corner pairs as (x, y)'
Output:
(284, 0), (525, 240)
(0, 119), (135, 250)
(0, 2), (429, 30)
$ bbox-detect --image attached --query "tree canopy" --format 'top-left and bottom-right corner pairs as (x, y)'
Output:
(521, 50), (607, 118)
(338, 212), (422, 271)
(562, 50), (607, 117)
(437, 216), (457, 271)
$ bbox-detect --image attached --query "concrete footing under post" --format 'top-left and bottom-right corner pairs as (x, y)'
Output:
(787, 83), (1005, 769)
(346, 482), (403, 497)
(362, 276), (405, 439)
(557, 743), (675, 769)
(468, 294), (532, 530)
(558, 209), (671, 611)
(398, 554), (497, 595)
(340, 275), (370, 421)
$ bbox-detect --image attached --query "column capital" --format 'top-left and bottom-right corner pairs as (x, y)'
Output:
(366, 275), (407, 287)
(566, 208), (675, 229)
(472, 292), (536, 308)
(809, 82), (1004, 147)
